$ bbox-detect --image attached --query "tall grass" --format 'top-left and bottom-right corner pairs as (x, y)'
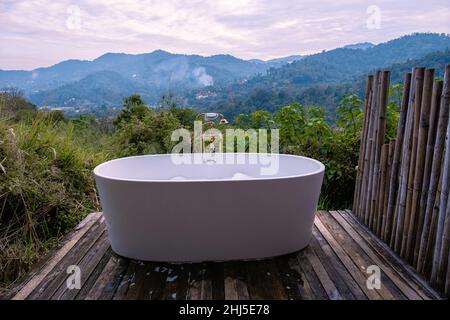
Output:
(0, 109), (106, 292)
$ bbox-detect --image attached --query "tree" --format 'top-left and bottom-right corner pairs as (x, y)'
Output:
(113, 94), (151, 127)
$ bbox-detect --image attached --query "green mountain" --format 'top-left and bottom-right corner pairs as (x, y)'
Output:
(0, 51), (295, 107)
(1, 33), (449, 115)
(189, 33), (450, 119)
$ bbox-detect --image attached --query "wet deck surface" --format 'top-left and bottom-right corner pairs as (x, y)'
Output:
(3, 210), (442, 300)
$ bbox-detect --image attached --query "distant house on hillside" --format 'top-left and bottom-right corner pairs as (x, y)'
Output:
(195, 90), (217, 99)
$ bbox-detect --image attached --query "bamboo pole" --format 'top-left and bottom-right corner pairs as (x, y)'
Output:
(394, 68), (421, 253)
(438, 174), (450, 289)
(414, 80), (444, 268)
(405, 68), (435, 262)
(384, 73), (412, 243)
(446, 248), (450, 296)
(358, 77), (376, 219)
(417, 79), (449, 273)
(431, 64), (450, 289)
(401, 68), (425, 258)
(375, 144), (389, 236)
(381, 139), (396, 237)
(354, 76), (375, 216)
(423, 168), (444, 278)
(369, 71), (390, 230)
(364, 71), (381, 225)
(350, 65), (450, 296)
(371, 168), (381, 231)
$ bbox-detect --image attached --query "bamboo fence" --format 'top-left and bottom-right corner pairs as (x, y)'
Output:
(353, 64), (450, 296)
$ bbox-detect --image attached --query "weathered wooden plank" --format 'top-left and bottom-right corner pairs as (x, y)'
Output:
(185, 263), (212, 300)
(111, 259), (145, 300)
(157, 264), (184, 300)
(74, 247), (113, 300)
(173, 264), (192, 300)
(308, 235), (360, 300)
(296, 251), (329, 299)
(311, 226), (367, 300)
(136, 263), (172, 300)
(26, 217), (106, 299)
(342, 210), (442, 300)
(318, 211), (399, 299)
(301, 247), (342, 299)
(285, 254), (316, 300)
(209, 263), (225, 300)
(329, 211), (421, 299)
(273, 254), (304, 300)
(123, 261), (153, 300)
(244, 259), (288, 300)
(297, 254), (328, 300)
(84, 253), (129, 300)
(223, 261), (250, 300)
(10, 212), (102, 300)
(54, 230), (110, 300)
(314, 216), (382, 300)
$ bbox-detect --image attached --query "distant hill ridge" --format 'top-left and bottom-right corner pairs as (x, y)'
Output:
(188, 33), (450, 118)
(0, 33), (449, 112)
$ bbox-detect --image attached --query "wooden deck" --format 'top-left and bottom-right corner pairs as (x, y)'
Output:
(2, 210), (442, 300)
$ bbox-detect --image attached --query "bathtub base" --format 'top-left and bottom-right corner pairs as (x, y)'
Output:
(108, 238), (312, 263)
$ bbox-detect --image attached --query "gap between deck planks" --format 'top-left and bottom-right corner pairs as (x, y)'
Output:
(2, 211), (443, 300)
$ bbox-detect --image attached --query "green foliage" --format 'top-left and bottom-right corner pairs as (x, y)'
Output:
(113, 95), (150, 127)
(386, 83), (403, 139)
(112, 105), (181, 156)
(167, 106), (197, 130)
(336, 94), (364, 135)
(0, 90), (36, 122)
(236, 110), (275, 130)
(237, 101), (358, 209)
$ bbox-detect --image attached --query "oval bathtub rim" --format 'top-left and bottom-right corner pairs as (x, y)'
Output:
(93, 153), (325, 183)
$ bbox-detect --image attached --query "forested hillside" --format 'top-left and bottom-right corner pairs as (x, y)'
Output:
(1, 33), (449, 115)
(0, 51), (299, 108)
(193, 42), (450, 121)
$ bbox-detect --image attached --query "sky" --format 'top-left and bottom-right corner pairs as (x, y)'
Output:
(1, 0), (449, 70)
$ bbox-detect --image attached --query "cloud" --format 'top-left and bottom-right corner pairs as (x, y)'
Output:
(192, 67), (213, 86)
(0, 0), (449, 69)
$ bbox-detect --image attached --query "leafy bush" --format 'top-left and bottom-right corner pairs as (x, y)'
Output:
(112, 102), (179, 156)
(234, 91), (399, 209)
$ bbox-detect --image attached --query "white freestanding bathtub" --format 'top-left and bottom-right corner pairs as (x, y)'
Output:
(94, 153), (324, 262)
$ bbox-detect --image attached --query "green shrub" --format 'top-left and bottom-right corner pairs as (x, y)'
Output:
(234, 89), (399, 209)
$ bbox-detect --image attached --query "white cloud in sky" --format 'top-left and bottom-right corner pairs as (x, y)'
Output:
(0, 0), (449, 69)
